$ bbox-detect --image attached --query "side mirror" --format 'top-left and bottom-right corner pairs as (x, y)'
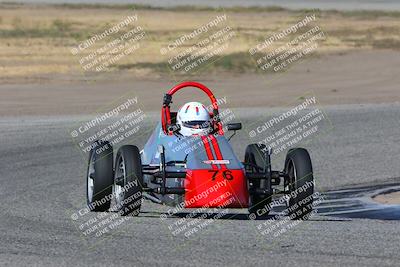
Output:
(227, 123), (242, 141)
(227, 123), (242, 131)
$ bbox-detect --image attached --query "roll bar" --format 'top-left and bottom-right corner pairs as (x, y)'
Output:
(161, 81), (223, 135)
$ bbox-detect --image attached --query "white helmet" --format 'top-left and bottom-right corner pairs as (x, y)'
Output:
(177, 102), (211, 136)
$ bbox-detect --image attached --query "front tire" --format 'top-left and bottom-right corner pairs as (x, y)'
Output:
(245, 144), (272, 217)
(86, 140), (114, 211)
(284, 148), (314, 220)
(113, 145), (143, 216)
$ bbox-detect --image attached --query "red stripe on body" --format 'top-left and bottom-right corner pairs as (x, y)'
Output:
(209, 135), (226, 169)
(201, 136), (218, 170)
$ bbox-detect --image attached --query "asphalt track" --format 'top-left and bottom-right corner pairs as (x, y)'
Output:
(0, 103), (400, 266)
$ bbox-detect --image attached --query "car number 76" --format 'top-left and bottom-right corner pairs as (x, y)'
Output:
(208, 170), (233, 181)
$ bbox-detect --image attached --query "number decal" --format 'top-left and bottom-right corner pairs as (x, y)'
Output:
(208, 170), (234, 181)
(223, 170), (233, 180)
(208, 170), (219, 181)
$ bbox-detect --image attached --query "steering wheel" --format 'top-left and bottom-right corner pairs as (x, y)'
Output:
(161, 81), (223, 135)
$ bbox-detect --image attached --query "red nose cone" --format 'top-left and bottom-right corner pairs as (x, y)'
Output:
(184, 169), (249, 208)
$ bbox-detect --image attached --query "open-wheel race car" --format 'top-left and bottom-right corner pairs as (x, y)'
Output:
(86, 81), (314, 220)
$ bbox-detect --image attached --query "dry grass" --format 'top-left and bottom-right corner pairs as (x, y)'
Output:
(0, 3), (399, 80)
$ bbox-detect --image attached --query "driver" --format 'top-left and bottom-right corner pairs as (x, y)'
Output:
(176, 102), (212, 136)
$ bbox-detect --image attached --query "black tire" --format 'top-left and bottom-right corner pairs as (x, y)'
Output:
(245, 144), (272, 217)
(284, 148), (314, 220)
(113, 145), (143, 216)
(86, 140), (114, 211)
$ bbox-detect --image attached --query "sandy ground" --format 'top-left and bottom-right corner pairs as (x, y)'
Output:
(1, 50), (399, 116)
(2, 3), (400, 80)
(374, 191), (400, 205)
(10, 0), (400, 11)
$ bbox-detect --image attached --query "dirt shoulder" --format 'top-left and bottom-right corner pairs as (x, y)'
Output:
(1, 3), (400, 80)
(1, 3), (399, 115)
(0, 50), (399, 116)
(373, 191), (400, 205)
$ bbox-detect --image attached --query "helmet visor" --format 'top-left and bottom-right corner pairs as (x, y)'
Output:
(182, 120), (210, 129)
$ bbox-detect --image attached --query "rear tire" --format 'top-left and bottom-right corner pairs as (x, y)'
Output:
(113, 145), (143, 216)
(284, 148), (314, 220)
(86, 140), (113, 212)
(245, 144), (272, 217)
